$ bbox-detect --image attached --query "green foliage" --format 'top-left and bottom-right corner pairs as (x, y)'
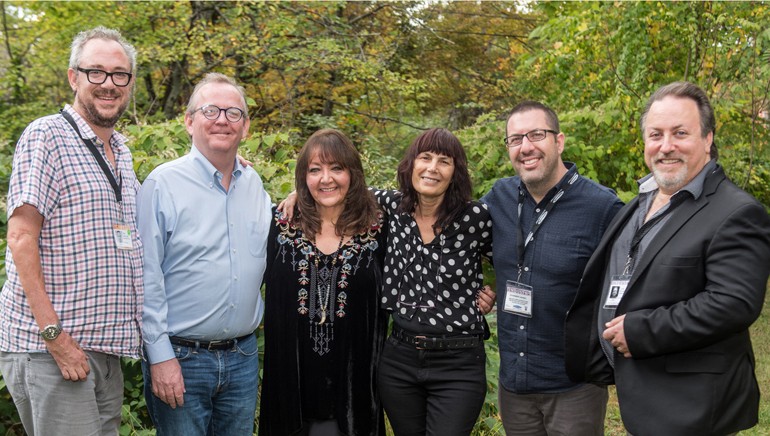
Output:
(1, 1), (770, 434)
(457, 113), (511, 200)
(0, 378), (22, 435)
(120, 359), (153, 436)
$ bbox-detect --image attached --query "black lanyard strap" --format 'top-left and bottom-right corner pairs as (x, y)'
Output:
(625, 191), (687, 273)
(60, 109), (122, 203)
(515, 172), (579, 278)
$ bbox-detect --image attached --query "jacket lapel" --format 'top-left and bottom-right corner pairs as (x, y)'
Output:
(586, 197), (639, 278)
(626, 167), (726, 290)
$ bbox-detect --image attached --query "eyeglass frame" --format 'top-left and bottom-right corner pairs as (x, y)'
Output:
(503, 129), (559, 148)
(193, 104), (246, 123)
(75, 67), (133, 87)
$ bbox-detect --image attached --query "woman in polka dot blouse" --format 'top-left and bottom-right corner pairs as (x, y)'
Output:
(375, 128), (493, 436)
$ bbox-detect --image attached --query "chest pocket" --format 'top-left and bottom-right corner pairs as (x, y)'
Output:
(536, 233), (590, 278)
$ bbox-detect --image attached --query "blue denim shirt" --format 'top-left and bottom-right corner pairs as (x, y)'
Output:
(482, 163), (623, 393)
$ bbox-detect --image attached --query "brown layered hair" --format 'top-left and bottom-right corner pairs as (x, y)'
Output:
(294, 129), (380, 239)
(396, 128), (472, 234)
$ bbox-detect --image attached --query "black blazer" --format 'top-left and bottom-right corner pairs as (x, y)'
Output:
(565, 165), (770, 436)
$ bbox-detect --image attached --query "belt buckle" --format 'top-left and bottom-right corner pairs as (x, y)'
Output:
(414, 335), (427, 350)
(207, 340), (224, 351)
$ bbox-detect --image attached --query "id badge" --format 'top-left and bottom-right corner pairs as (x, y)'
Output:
(603, 275), (630, 308)
(503, 280), (533, 318)
(113, 223), (133, 250)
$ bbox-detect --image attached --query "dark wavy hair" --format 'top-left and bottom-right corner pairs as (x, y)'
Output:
(396, 128), (472, 235)
(294, 129), (380, 239)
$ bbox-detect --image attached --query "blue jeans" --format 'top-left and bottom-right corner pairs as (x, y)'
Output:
(143, 334), (259, 436)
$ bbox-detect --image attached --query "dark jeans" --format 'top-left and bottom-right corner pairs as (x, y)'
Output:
(378, 335), (486, 436)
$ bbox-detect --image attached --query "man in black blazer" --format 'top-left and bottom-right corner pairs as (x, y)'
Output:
(565, 81), (770, 436)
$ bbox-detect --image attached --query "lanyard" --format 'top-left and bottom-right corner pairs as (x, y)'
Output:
(60, 109), (122, 204)
(623, 192), (686, 274)
(515, 172), (578, 281)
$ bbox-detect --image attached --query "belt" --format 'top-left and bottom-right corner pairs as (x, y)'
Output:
(169, 333), (252, 351)
(390, 327), (483, 350)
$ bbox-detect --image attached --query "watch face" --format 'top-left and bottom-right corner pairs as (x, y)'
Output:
(41, 324), (62, 341)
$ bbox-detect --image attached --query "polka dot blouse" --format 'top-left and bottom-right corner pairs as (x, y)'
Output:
(375, 190), (493, 336)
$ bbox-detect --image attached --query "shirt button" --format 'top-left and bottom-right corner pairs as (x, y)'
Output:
(234, 276), (238, 281)
(519, 325), (525, 330)
(535, 208), (541, 213)
(232, 249), (236, 253)
(519, 352), (525, 357)
(524, 267), (529, 272)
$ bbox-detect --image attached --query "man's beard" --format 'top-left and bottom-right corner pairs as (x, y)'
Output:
(77, 90), (129, 128)
(651, 161), (688, 193)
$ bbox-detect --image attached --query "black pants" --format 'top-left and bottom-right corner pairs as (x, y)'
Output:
(378, 335), (486, 436)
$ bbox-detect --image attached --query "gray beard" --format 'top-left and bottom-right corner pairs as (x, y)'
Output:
(652, 166), (688, 193)
(74, 90), (129, 129)
(81, 99), (127, 128)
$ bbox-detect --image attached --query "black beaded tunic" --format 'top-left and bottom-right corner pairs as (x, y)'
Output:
(259, 209), (387, 436)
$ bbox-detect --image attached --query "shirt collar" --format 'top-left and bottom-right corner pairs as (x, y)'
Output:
(637, 159), (717, 200)
(62, 104), (126, 147)
(189, 144), (243, 188)
(520, 161), (578, 201)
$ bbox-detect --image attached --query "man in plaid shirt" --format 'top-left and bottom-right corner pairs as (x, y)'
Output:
(0, 27), (142, 435)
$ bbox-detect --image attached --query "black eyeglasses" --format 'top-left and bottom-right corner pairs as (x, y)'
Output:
(76, 67), (132, 87)
(504, 129), (559, 148)
(194, 104), (246, 123)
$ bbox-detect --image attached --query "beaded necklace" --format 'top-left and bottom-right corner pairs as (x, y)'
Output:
(313, 234), (345, 324)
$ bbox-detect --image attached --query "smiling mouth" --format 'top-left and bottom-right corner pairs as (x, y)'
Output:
(656, 158), (682, 165)
(519, 157), (541, 168)
(319, 187), (337, 192)
(95, 91), (120, 101)
(421, 176), (440, 183)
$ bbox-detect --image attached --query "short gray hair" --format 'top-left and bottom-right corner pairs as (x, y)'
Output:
(69, 26), (137, 73)
(186, 73), (249, 117)
(640, 81), (717, 159)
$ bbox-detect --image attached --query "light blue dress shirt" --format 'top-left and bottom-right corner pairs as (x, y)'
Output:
(138, 145), (271, 364)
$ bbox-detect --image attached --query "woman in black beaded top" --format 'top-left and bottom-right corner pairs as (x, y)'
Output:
(259, 129), (387, 436)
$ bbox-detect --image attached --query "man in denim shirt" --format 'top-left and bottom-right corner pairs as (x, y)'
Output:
(482, 101), (623, 435)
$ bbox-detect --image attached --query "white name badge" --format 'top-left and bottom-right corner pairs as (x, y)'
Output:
(113, 223), (133, 250)
(503, 280), (533, 318)
(603, 275), (631, 308)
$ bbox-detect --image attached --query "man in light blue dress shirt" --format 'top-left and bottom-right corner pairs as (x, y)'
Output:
(137, 73), (271, 435)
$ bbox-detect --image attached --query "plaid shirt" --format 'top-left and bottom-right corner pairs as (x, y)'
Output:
(0, 105), (143, 357)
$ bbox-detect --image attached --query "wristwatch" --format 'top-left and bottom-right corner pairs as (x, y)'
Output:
(40, 323), (62, 341)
